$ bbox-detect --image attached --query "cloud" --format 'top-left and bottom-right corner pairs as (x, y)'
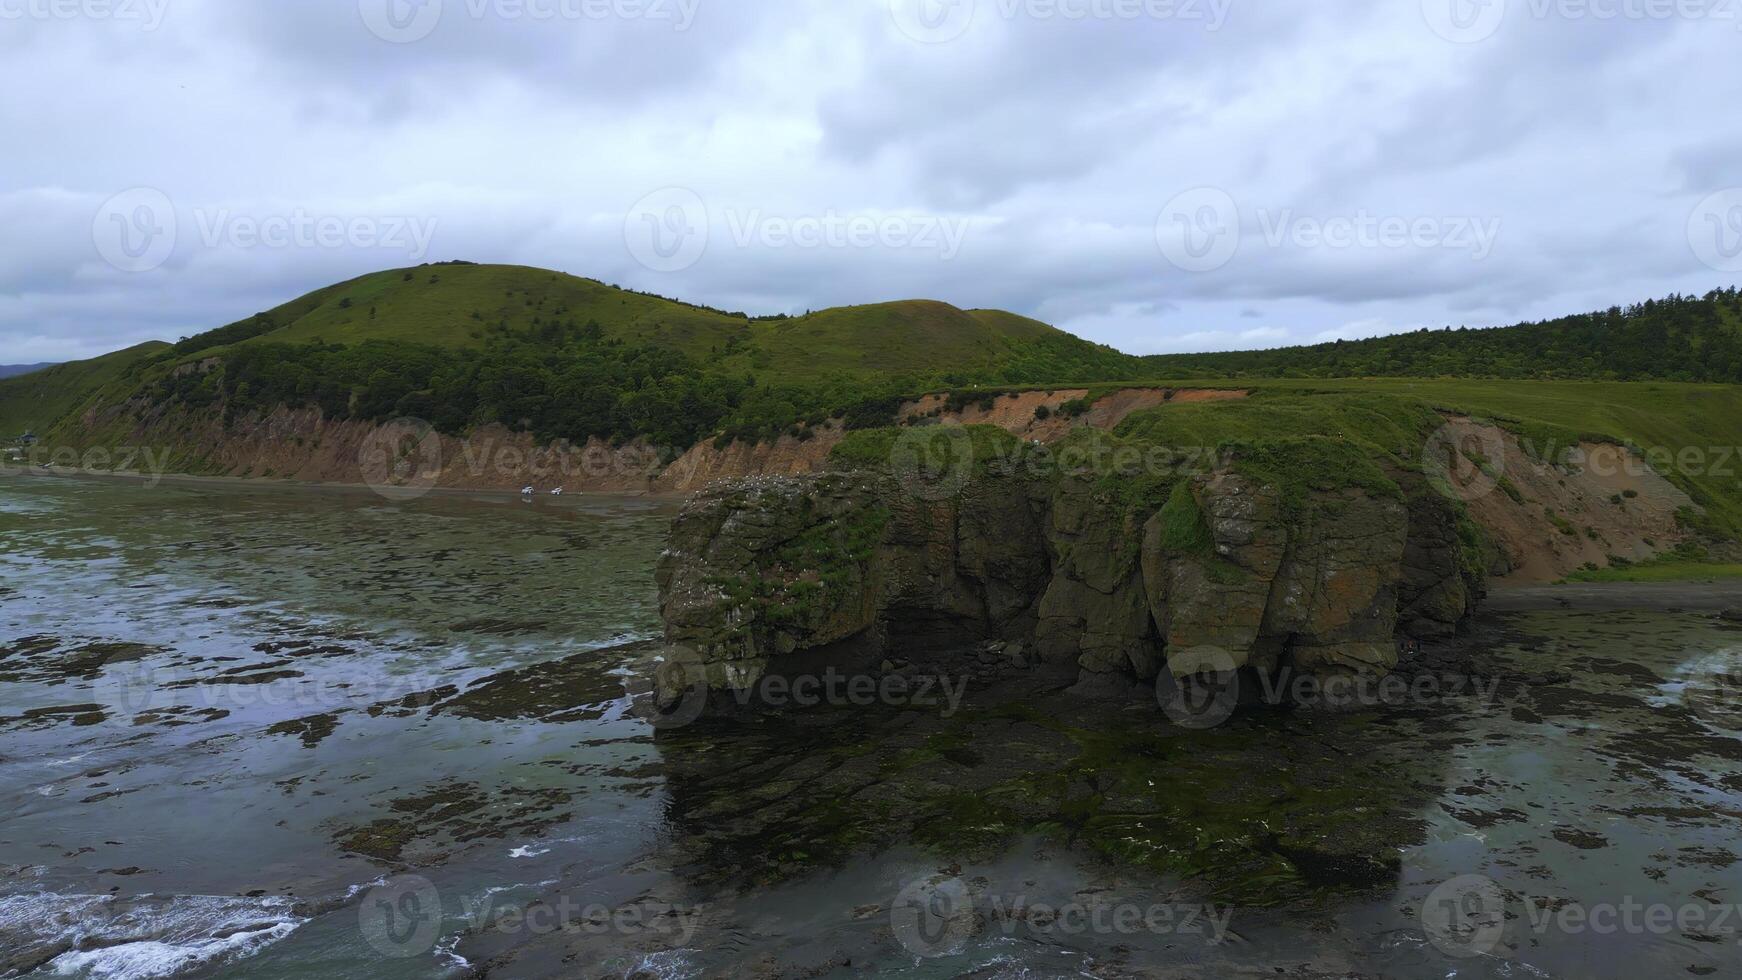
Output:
(2, 0), (1738, 362)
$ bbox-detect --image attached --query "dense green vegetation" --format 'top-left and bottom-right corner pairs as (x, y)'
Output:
(1146, 289), (1742, 381)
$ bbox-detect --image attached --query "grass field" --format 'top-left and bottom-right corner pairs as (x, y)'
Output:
(1217, 379), (1742, 537)
(1563, 562), (1742, 583)
(247, 264), (749, 360)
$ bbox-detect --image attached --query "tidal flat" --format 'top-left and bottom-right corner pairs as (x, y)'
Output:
(1, 473), (1738, 979)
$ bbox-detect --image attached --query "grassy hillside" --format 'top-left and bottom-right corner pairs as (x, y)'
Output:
(0, 363), (55, 380)
(4, 263), (1137, 452)
(0, 342), (168, 438)
(221, 263), (749, 361)
(161, 262), (1134, 384)
(738, 301), (1131, 382)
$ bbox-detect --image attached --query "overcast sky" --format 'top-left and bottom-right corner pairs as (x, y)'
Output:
(3, 0), (1740, 362)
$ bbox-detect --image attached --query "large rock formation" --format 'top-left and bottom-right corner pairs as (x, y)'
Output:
(654, 444), (1483, 717)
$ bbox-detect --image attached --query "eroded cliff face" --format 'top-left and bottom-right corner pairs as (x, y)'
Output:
(59, 386), (1247, 495)
(654, 453), (1483, 717)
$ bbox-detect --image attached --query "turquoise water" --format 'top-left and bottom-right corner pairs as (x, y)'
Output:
(1, 473), (1738, 979)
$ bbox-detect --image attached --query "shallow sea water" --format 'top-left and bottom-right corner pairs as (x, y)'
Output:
(0, 474), (1738, 979)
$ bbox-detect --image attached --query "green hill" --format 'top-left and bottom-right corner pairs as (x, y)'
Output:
(155, 262), (1134, 383)
(0, 342), (168, 439)
(1, 263), (1137, 452)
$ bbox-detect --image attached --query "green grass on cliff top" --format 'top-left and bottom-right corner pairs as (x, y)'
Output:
(835, 380), (1742, 543)
(1212, 379), (1742, 537)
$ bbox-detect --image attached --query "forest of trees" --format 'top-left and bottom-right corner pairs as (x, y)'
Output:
(1146, 288), (1742, 381)
(145, 322), (924, 451)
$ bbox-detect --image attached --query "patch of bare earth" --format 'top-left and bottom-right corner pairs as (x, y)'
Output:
(1441, 418), (1697, 584)
(900, 387), (1247, 443)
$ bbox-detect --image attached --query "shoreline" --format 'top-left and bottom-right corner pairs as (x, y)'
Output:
(10, 464), (1742, 602)
(0, 463), (686, 505)
(1485, 580), (1742, 612)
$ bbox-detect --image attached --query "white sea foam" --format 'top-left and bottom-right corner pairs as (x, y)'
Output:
(615, 949), (700, 979)
(48, 921), (299, 979)
(0, 891), (304, 980)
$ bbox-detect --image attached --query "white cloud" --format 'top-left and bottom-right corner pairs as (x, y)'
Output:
(2, 1), (1738, 362)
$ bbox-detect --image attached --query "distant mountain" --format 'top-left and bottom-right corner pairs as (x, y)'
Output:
(0, 363), (54, 380)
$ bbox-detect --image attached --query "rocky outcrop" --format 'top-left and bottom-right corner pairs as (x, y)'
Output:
(654, 449), (1483, 717)
(1141, 474), (1411, 678)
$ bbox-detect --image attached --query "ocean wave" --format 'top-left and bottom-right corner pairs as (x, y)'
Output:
(0, 891), (304, 980)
